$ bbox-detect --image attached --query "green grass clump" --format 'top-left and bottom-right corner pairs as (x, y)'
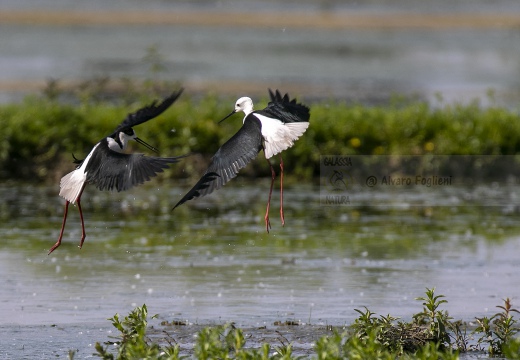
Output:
(346, 288), (456, 358)
(1, 82), (520, 182)
(94, 304), (181, 360)
(78, 289), (520, 359)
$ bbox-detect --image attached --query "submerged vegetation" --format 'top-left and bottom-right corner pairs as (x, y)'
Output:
(1, 76), (520, 182)
(76, 289), (520, 359)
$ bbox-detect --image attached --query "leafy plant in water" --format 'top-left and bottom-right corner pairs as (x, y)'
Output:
(91, 294), (520, 360)
(474, 297), (520, 356)
(351, 306), (378, 334)
(413, 287), (452, 347)
(344, 328), (396, 360)
(502, 337), (520, 360)
(194, 324), (302, 360)
(94, 304), (181, 360)
(350, 288), (456, 355)
(401, 341), (458, 360)
(193, 325), (227, 359)
(446, 320), (469, 353)
(494, 298), (520, 350)
(314, 330), (345, 360)
(351, 309), (399, 350)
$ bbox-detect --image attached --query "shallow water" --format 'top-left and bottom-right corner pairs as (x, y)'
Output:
(1, 1), (520, 106)
(1, 181), (519, 358)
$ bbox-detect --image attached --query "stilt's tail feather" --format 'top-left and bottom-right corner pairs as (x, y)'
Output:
(59, 170), (85, 204)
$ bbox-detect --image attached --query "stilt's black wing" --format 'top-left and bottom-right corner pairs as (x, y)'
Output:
(110, 89), (184, 136)
(173, 117), (263, 209)
(256, 89), (310, 124)
(85, 140), (186, 192)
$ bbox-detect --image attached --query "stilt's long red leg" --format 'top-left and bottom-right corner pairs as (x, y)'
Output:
(77, 195), (86, 249)
(48, 183), (86, 254)
(265, 157), (276, 233)
(280, 155), (285, 226)
(48, 200), (70, 255)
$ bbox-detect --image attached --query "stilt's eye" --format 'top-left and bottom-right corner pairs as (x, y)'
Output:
(123, 129), (134, 136)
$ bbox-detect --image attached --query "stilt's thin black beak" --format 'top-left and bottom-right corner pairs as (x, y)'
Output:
(218, 110), (237, 124)
(135, 137), (159, 153)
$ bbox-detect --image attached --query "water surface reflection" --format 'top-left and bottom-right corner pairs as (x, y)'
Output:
(1, 183), (519, 356)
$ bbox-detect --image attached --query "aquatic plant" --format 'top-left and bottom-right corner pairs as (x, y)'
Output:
(413, 287), (451, 347)
(473, 297), (520, 356)
(503, 337), (520, 360)
(94, 304), (181, 360)
(91, 288), (520, 359)
(193, 324), (299, 360)
(349, 288), (455, 355)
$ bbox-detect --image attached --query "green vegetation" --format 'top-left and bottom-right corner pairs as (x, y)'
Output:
(474, 297), (520, 356)
(65, 289), (520, 359)
(94, 304), (181, 359)
(1, 80), (520, 182)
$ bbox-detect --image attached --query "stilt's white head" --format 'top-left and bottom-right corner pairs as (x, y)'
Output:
(119, 129), (136, 150)
(107, 128), (158, 153)
(234, 97), (254, 115)
(107, 129), (134, 152)
(218, 96), (255, 124)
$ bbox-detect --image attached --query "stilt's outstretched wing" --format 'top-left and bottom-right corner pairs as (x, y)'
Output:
(255, 89), (310, 159)
(257, 89), (310, 124)
(173, 117), (263, 209)
(110, 89), (184, 136)
(85, 140), (186, 192)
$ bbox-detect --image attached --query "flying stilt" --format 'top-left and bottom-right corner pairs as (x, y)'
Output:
(49, 89), (186, 254)
(173, 89), (310, 232)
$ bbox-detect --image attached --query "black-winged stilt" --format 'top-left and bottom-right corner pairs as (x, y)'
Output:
(49, 89), (186, 254)
(173, 89), (310, 232)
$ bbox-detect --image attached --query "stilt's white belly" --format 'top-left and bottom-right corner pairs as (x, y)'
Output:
(256, 114), (309, 159)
